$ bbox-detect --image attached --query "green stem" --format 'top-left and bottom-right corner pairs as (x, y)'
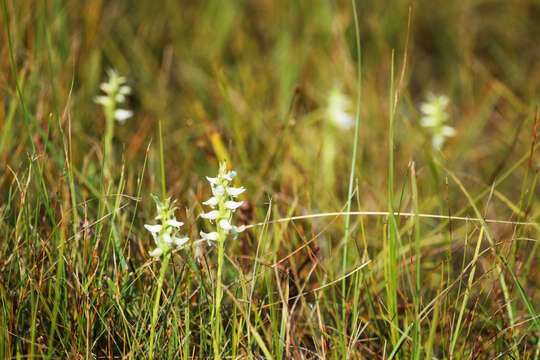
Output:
(387, 50), (399, 350)
(411, 163), (422, 360)
(342, 0), (362, 336)
(213, 233), (225, 360)
(184, 271), (191, 359)
(149, 253), (170, 359)
(158, 120), (166, 199)
(103, 101), (116, 177)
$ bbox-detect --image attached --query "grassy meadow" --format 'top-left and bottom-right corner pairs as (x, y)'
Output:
(1, 0), (539, 358)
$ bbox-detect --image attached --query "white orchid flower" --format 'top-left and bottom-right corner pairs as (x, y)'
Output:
(200, 162), (247, 245)
(145, 196), (189, 258)
(420, 93), (456, 150)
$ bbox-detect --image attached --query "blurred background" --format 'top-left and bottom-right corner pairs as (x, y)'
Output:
(2, 0), (539, 208)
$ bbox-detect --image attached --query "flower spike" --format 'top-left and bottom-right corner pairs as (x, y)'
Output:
(420, 93), (456, 150)
(145, 196), (189, 257)
(200, 162), (246, 246)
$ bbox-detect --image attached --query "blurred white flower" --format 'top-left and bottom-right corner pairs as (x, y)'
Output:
(145, 196), (189, 258)
(94, 95), (111, 106)
(327, 87), (355, 130)
(114, 109), (133, 123)
(420, 93), (456, 150)
(95, 69), (133, 124)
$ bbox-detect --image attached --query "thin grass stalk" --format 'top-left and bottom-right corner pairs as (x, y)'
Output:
(512, 108), (537, 263)
(425, 263), (444, 360)
(444, 164), (540, 356)
(184, 272), (191, 359)
(387, 50), (399, 349)
(521, 172), (539, 277)
(449, 227), (484, 355)
(341, 0), (362, 337)
(247, 203), (272, 355)
(47, 200), (67, 359)
(411, 162), (422, 359)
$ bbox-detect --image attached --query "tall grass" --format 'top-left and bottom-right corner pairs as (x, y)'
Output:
(1, 0), (539, 358)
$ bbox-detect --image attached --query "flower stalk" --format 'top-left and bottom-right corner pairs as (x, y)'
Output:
(145, 196), (188, 359)
(95, 69), (133, 173)
(149, 252), (169, 360)
(200, 162), (245, 359)
(420, 93), (455, 150)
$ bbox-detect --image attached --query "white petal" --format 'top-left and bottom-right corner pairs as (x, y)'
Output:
(225, 201), (243, 210)
(149, 247), (163, 257)
(167, 219), (184, 228)
(100, 82), (115, 94)
(432, 135), (444, 150)
(232, 225), (246, 233)
(116, 75), (127, 84)
(420, 103), (436, 115)
(329, 89), (351, 110)
(200, 210), (219, 220)
(115, 93), (126, 103)
(114, 109), (133, 123)
(219, 219), (232, 231)
(206, 176), (218, 185)
(223, 171), (236, 181)
(331, 110), (355, 129)
(203, 197), (218, 207)
(212, 185), (225, 197)
(438, 95), (449, 107)
(227, 187), (245, 197)
(144, 224), (162, 234)
(119, 85), (131, 95)
(200, 231), (219, 241)
(421, 116), (437, 128)
(441, 125), (456, 137)
(94, 95), (111, 106)
(174, 237), (189, 248)
(163, 234), (173, 245)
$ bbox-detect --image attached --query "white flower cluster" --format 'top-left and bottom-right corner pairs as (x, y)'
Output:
(327, 87), (355, 130)
(420, 93), (456, 150)
(145, 196), (189, 257)
(200, 163), (246, 245)
(94, 69), (133, 123)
